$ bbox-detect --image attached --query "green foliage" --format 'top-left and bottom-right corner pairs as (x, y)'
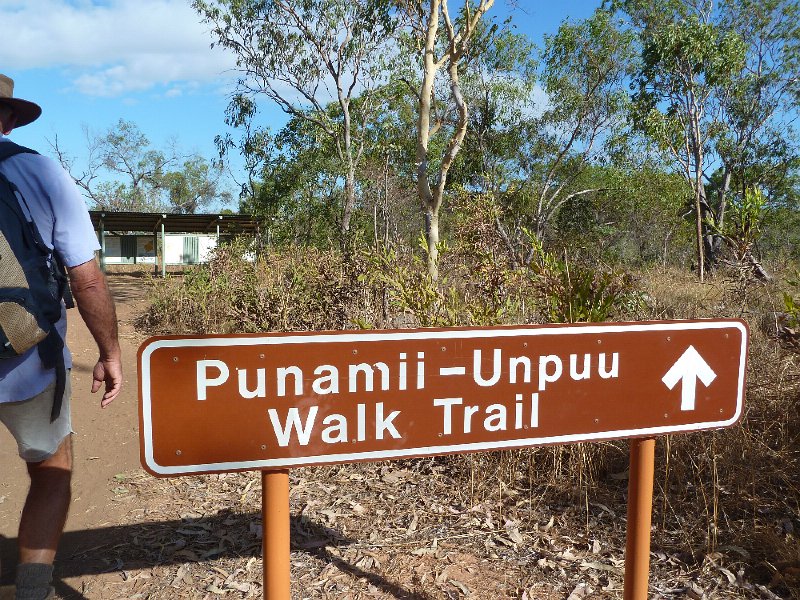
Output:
(526, 234), (641, 323)
(541, 9), (634, 127)
(447, 18), (537, 194)
(92, 119), (168, 211)
(161, 156), (229, 214)
(196, 0), (399, 237)
(717, 0), (800, 197)
(624, 0), (752, 276)
(783, 273), (800, 328)
(553, 164), (692, 266)
(362, 240), (456, 328)
(514, 9), (636, 242)
(710, 188), (768, 257)
(362, 235), (513, 328)
(633, 14), (745, 152)
(60, 118), (226, 213)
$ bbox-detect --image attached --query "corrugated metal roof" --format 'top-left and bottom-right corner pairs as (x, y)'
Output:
(89, 211), (261, 234)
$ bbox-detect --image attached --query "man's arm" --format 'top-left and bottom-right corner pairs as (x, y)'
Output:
(66, 259), (122, 407)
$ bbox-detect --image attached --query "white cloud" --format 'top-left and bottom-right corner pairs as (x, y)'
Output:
(0, 0), (237, 96)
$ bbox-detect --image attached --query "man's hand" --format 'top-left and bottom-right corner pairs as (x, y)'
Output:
(92, 357), (123, 408)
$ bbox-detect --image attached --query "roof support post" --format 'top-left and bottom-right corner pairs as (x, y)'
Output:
(98, 213), (106, 273)
(161, 218), (166, 278)
(153, 229), (159, 277)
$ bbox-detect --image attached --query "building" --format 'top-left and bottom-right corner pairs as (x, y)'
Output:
(89, 211), (261, 276)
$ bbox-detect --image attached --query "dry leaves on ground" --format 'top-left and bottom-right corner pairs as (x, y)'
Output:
(63, 459), (789, 600)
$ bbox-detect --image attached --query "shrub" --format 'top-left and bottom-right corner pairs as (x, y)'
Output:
(138, 239), (375, 335)
(526, 235), (642, 323)
(361, 236), (517, 329)
(779, 272), (800, 353)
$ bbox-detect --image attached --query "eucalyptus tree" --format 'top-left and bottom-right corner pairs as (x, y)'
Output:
(622, 0), (746, 280)
(448, 18), (536, 196)
(194, 0), (398, 240)
(717, 0), (799, 189)
(449, 20), (537, 269)
(162, 156), (231, 214)
(51, 119), (224, 213)
(712, 0), (800, 272)
(92, 119), (169, 211)
(520, 9), (635, 249)
(621, 0), (800, 279)
(393, 8), (633, 271)
(258, 114), (348, 246)
(397, 0), (496, 279)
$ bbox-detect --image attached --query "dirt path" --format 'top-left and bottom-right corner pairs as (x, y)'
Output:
(0, 275), (785, 599)
(0, 275), (148, 598)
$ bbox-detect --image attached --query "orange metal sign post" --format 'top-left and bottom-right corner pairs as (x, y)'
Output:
(262, 470), (290, 599)
(624, 438), (656, 600)
(138, 320), (748, 599)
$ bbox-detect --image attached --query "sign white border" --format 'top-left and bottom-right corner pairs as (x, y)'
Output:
(140, 321), (748, 475)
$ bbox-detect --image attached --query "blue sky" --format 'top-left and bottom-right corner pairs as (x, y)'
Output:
(2, 0), (598, 210)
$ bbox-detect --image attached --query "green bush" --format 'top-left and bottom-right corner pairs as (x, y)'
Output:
(526, 234), (642, 323)
(361, 236), (515, 329)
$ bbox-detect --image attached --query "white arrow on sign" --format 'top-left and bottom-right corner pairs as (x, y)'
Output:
(661, 345), (717, 411)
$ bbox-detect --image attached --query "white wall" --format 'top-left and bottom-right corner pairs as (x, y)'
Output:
(199, 235), (218, 262)
(164, 234), (219, 265)
(101, 234), (219, 265)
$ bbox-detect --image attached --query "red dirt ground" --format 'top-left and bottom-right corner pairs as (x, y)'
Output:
(0, 275), (146, 598)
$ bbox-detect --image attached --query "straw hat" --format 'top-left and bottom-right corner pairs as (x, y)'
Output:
(0, 74), (42, 127)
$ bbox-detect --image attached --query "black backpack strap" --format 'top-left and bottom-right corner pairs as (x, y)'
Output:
(0, 167), (68, 307)
(0, 143), (70, 304)
(0, 143), (46, 254)
(0, 172), (31, 228)
(38, 330), (66, 422)
(0, 141), (67, 421)
(0, 140), (38, 162)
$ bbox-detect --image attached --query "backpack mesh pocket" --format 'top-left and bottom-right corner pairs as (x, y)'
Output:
(0, 300), (48, 354)
(0, 232), (29, 288)
(0, 230), (44, 355)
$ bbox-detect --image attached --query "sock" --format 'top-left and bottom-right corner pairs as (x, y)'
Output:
(15, 563), (53, 600)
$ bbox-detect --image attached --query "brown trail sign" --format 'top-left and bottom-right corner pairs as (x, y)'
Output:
(139, 320), (746, 475)
(138, 319), (748, 599)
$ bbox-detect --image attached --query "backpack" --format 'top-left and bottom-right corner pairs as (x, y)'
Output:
(0, 141), (72, 420)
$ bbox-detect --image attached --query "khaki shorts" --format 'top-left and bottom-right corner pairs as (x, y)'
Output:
(0, 375), (72, 462)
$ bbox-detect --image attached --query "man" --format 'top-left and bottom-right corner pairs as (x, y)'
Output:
(0, 74), (123, 600)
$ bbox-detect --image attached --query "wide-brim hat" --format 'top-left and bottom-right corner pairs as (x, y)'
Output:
(0, 74), (41, 127)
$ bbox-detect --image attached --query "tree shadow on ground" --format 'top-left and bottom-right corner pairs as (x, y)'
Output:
(0, 510), (429, 599)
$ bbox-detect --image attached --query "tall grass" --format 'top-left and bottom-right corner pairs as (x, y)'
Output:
(138, 239), (378, 334)
(138, 237), (800, 595)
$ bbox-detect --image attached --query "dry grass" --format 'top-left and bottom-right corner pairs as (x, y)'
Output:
(137, 251), (800, 598)
(137, 242), (379, 335)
